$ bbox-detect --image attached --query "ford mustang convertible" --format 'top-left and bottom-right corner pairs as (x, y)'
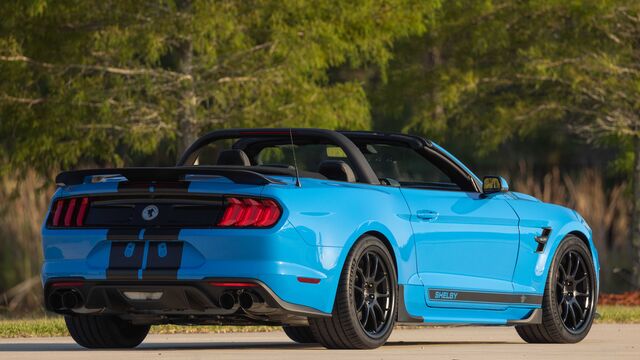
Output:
(42, 128), (599, 349)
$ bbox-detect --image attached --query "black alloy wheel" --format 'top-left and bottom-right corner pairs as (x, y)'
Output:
(309, 235), (397, 349)
(354, 250), (393, 337)
(555, 250), (594, 333)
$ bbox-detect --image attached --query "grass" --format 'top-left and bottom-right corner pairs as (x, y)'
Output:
(0, 305), (638, 338)
(0, 317), (278, 338)
(595, 305), (640, 324)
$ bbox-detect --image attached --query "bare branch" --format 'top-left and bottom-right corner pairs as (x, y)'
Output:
(217, 76), (258, 83)
(1, 93), (46, 106)
(0, 55), (191, 81)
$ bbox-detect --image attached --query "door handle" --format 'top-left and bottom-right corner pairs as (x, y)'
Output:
(416, 210), (439, 221)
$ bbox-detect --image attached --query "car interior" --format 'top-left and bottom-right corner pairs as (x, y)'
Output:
(186, 135), (475, 192)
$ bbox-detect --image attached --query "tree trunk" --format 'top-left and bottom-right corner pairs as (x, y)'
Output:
(633, 135), (640, 287)
(425, 41), (444, 123)
(175, 40), (198, 160)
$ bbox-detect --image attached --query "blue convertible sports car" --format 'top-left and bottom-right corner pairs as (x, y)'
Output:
(42, 128), (599, 349)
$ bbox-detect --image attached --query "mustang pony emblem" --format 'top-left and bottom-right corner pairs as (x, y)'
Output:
(142, 205), (159, 221)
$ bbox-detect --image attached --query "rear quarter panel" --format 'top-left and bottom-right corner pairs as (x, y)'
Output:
(262, 177), (417, 284)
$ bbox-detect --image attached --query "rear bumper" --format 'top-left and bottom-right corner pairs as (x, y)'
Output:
(44, 278), (329, 325)
(41, 223), (346, 314)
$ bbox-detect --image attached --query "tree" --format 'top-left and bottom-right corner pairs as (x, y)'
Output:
(528, 2), (640, 285)
(367, 0), (640, 285)
(0, 0), (435, 173)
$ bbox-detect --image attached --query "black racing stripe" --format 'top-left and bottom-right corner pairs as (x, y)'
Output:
(107, 241), (144, 280)
(117, 181), (151, 193)
(106, 228), (141, 241)
(143, 228), (181, 241)
(105, 269), (139, 280)
(153, 181), (190, 193)
(428, 289), (542, 305)
(141, 269), (183, 280)
(117, 181), (190, 193)
(142, 242), (184, 280)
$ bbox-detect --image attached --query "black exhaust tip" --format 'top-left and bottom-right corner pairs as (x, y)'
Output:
(61, 290), (83, 309)
(238, 292), (254, 310)
(239, 291), (266, 312)
(48, 291), (63, 310)
(219, 291), (237, 310)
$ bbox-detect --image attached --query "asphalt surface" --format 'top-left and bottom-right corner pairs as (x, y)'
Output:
(0, 324), (637, 359)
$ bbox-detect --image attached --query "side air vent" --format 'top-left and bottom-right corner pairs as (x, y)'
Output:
(535, 227), (552, 253)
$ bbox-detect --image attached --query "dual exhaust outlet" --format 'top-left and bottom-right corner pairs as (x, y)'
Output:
(219, 291), (267, 312)
(49, 286), (265, 313)
(48, 289), (84, 311)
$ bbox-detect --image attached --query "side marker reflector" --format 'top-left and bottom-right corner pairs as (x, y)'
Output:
(51, 281), (84, 288)
(297, 277), (321, 284)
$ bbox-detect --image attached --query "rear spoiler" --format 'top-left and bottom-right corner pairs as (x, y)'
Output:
(55, 166), (285, 186)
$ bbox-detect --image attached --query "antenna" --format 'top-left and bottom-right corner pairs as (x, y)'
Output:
(289, 128), (301, 187)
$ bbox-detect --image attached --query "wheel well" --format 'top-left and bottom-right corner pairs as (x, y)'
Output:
(567, 230), (591, 254)
(362, 231), (398, 274)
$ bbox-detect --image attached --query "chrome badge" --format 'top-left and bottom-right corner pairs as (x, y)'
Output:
(142, 205), (159, 221)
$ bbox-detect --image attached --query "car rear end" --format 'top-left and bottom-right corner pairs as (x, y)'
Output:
(41, 171), (332, 327)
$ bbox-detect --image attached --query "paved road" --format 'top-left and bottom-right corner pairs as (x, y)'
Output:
(0, 324), (637, 359)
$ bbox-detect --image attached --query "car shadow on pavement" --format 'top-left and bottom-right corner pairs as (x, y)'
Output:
(0, 340), (514, 352)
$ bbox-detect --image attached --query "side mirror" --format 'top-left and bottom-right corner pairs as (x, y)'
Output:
(482, 176), (509, 194)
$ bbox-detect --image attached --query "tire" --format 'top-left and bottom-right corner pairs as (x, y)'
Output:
(515, 235), (597, 343)
(282, 325), (317, 343)
(309, 235), (397, 349)
(65, 315), (150, 349)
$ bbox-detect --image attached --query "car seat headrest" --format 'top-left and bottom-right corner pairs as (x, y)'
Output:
(317, 160), (356, 182)
(216, 149), (251, 166)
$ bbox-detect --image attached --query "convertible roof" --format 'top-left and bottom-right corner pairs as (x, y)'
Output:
(337, 130), (432, 149)
(177, 128), (382, 184)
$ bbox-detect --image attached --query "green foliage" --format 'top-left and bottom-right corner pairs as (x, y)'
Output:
(0, 0), (435, 175)
(0, 317), (279, 338)
(369, 0), (640, 158)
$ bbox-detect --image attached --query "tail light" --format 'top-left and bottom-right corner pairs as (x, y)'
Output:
(50, 197), (90, 228)
(218, 197), (282, 228)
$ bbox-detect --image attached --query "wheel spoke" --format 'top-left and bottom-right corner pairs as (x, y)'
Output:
(561, 301), (569, 322)
(374, 273), (387, 286)
(568, 303), (577, 328)
(369, 304), (378, 331)
(572, 257), (581, 278)
(371, 255), (379, 280)
(558, 263), (567, 281)
(361, 304), (370, 327)
(574, 301), (584, 320)
(373, 302), (384, 330)
(566, 253), (573, 277)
